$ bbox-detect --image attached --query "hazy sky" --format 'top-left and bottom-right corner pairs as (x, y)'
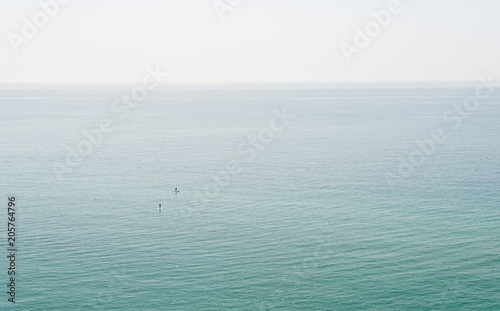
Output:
(1, 0), (499, 83)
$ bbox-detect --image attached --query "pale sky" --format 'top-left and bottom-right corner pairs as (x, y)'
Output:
(1, 0), (499, 83)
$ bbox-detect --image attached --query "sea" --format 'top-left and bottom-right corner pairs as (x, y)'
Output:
(0, 84), (499, 310)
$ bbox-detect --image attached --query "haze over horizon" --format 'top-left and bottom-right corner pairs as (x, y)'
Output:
(1, 0), (500, 84)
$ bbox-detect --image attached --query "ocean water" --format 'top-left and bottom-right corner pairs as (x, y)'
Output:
(0, 85), (499, 310)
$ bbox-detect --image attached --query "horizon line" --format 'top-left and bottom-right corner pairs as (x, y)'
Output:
(0, 80), (493, 86)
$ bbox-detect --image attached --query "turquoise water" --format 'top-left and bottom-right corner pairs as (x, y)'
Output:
(1, 86), (499, 310)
